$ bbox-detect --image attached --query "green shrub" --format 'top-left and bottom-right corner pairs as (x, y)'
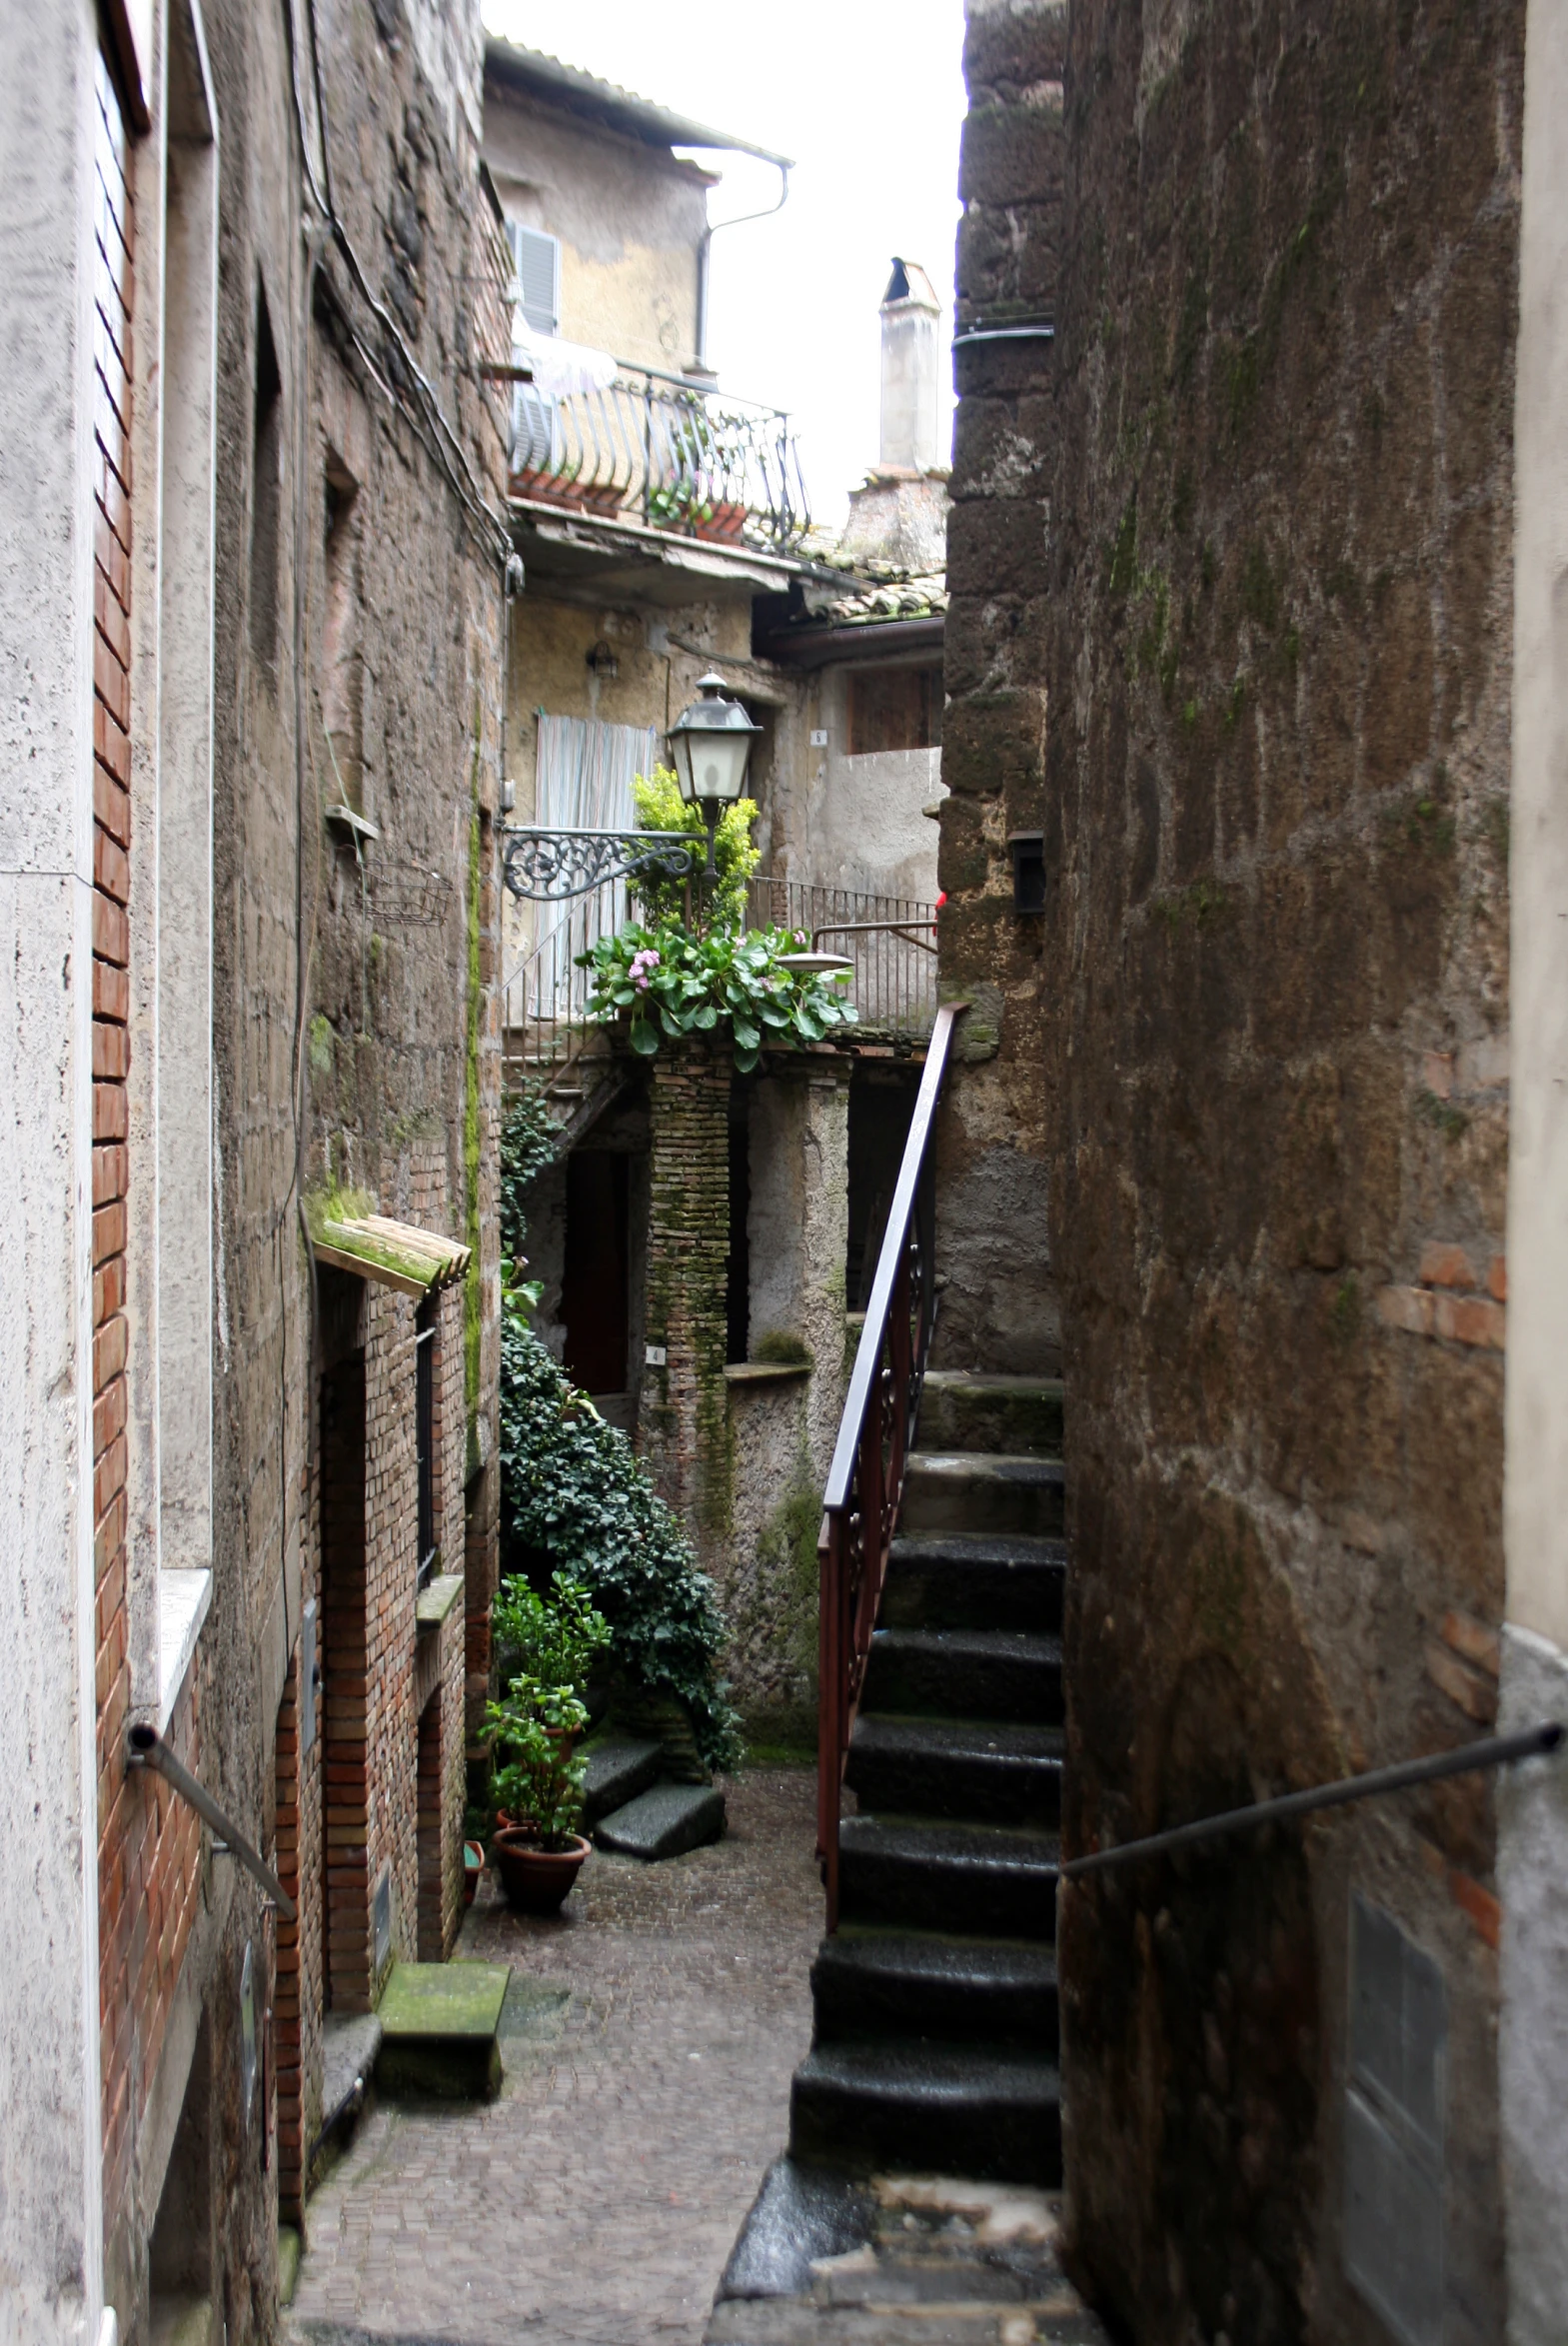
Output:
(631, 764), (759, 927)
(498, 1296), (740, 1770)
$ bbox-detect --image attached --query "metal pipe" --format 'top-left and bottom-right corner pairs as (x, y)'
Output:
(1061, 1721), (1564, 1882)
(128, 1723), (297, 1920)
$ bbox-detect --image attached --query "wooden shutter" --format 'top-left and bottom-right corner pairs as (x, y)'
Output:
(507, 222), (560, 337)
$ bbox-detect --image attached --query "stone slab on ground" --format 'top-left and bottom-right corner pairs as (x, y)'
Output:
(705, 2169), (1111, 2346)
(374, 1960), (511, 2100)
(597, 1778), (727, 1859)
(582, 1732), (665, 1824)
(319, 2012), (383, 2127)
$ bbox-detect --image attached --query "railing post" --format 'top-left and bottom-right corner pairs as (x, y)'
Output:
(817, 1512), (841, 1931)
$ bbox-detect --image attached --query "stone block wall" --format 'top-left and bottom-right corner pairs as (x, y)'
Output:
(944, 0), (1525, 2338)
(932, 1), (1066, 1380)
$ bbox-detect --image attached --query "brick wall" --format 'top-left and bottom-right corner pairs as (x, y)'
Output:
(89, 37), (208, 2269)
(362, 1285), (421, 1975)
(943, 0), (1524, 2336)
(640, 1047), (733, 1551)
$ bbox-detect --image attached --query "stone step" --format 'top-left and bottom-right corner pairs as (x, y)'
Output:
(882, 1533), (1066, 1635)
(838, 1816), (1059, 1942)
(846, 1713), (1064, 1828)
(374, 1960), (511, 2100)
(811, 1926), (1059, 2050)
(596, 1778), (727, 1860)
(863, 1627), (1063, 1725)
(900, 1452), (1064, 1539)
(580, 1732), (664, 1825)
(917, 1372), (1064, 1459)
(789, 2040), (1062, 2186)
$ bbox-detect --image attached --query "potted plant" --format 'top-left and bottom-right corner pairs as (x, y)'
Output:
(486, 1571), (611, 1911)
(489, 1686), (593, 1913)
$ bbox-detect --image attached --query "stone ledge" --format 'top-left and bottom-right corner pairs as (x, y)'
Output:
(725, 1361), (812, 1385)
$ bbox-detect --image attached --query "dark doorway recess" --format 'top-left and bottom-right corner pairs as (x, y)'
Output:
(563, 1150), (631, 1394)
(320, 1326), (370, 2012)
(728, 1082), (751, 1364)
(847, 1068), (920, 1307)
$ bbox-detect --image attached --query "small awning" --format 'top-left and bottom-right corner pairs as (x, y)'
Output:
(313, 1214), (472, 1297)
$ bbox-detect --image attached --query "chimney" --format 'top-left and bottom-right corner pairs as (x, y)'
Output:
(879, 257), (941, 472)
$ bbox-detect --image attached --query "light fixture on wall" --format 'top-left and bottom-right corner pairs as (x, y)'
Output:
(586, 638), (619, 679)
(667, 671), (761, 874)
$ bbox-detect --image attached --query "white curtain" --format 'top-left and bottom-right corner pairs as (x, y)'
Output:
(525, 715), (659, 1027)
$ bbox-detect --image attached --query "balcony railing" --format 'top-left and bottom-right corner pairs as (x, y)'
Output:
(508, 365), (810, 555)
(500, 876), (939, 1088)
(745, 878), (938, 1040)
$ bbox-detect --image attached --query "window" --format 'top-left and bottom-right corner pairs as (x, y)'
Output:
(507, 222), (561, 470)
(847, 665), (943, 755)
(322, 457), (364, 809)
(416, 1299), (437, 1588)
(508, 222), (560, 334)
(250, 281), (282, 671)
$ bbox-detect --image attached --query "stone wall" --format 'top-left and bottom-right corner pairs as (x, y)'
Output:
(945, 0), (1524, 2339)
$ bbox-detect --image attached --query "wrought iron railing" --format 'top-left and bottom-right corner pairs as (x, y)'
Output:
(816, 1001), (964, 1931)
(509, 364), (810, 554)
(501, 876), (940, 1086)
(745, 878), (938, 1039)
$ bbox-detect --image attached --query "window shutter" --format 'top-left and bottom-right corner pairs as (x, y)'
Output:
(507, 223), (560, 337)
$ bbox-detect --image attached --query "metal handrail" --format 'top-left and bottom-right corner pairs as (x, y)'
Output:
(816, 1000), (966, 1930)
(128, 1722), (297, 1920)
(1062, 1720), (1564, 1882)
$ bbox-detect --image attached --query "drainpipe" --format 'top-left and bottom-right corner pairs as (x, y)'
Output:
(695, 160), (791, 376)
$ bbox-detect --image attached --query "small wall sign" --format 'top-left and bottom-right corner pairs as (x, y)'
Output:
(645, 1344), (669, 1367)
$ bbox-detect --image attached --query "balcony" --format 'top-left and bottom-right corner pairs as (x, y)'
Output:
(507, 367), (810, 557)
(501, 875), (937, 1094)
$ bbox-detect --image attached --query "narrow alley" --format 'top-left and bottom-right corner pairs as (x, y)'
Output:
(286, 1770), (819, 2346)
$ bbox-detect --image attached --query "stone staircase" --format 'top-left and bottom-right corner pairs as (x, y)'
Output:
(789, 1370), (1066, 2186)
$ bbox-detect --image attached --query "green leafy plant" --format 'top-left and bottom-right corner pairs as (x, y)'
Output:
(630, 766), (760, 926)
(492, 1568), (611, 1698)
(487, 1689), (589, 1849)
(498, 1293), (739, 1769)
(580, 920), (855, 1076)
(500, 1082), (559, 1267)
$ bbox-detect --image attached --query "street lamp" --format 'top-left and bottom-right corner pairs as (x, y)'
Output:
(667, 671), (762, 875)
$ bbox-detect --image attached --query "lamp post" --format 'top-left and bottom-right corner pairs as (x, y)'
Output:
(666, 671), (761, 879)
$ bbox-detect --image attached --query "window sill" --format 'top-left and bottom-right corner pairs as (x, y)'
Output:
(724, 1360), (812, 1385)
(158, 1566), (213, 1732)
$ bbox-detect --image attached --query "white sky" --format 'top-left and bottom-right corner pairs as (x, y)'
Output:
(480, 0), (967, 529)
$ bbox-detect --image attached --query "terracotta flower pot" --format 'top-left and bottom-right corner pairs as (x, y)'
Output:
(492, 1827), (591, 1916)
(463, 1839), (486, 1906)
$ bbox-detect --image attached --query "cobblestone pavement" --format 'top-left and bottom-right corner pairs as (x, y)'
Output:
(287, 1766), (821, 2346)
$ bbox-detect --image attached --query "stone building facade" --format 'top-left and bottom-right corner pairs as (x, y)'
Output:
(0, 0), (507, 2338)
(940, 0), (1567, 2340)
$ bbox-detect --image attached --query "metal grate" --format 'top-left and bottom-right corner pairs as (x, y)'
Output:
(1343, 1895), (1446, 2346)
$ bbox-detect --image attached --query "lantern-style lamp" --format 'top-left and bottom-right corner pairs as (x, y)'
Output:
(667, 671), (761, 872)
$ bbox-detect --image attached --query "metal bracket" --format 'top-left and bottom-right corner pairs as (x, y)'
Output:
(500, 826), (702, 902)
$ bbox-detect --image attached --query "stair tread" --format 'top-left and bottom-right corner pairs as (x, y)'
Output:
(907, 1452), (1064, 1480)
(921, 1372), (1065, 1397)
(890, 1531), (1066, 1566)
(869, 1625), (1062, 1667)
(795, 2040), (1060, 2100)
(851, 1714), (1064, 1763)
(820, 1926), (1059, 1990)
(840, 1814), (1061, 1870)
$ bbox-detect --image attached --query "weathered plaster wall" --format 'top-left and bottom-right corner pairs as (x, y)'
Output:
(753, 661), (944, 909)
(483, 72), (711, 373)
(0, 4), (111, 2330)
(946, 0), (1525, 2340)
(1500, 0), (1568, 2330)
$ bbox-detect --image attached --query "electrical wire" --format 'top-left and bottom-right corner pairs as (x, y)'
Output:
(282, 0), (514, 574)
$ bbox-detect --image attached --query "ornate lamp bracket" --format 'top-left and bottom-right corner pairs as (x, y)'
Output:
(500, 827), (702, 902)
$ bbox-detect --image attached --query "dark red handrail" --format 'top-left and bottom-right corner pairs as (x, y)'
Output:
(816, 1000), (965, 1929)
